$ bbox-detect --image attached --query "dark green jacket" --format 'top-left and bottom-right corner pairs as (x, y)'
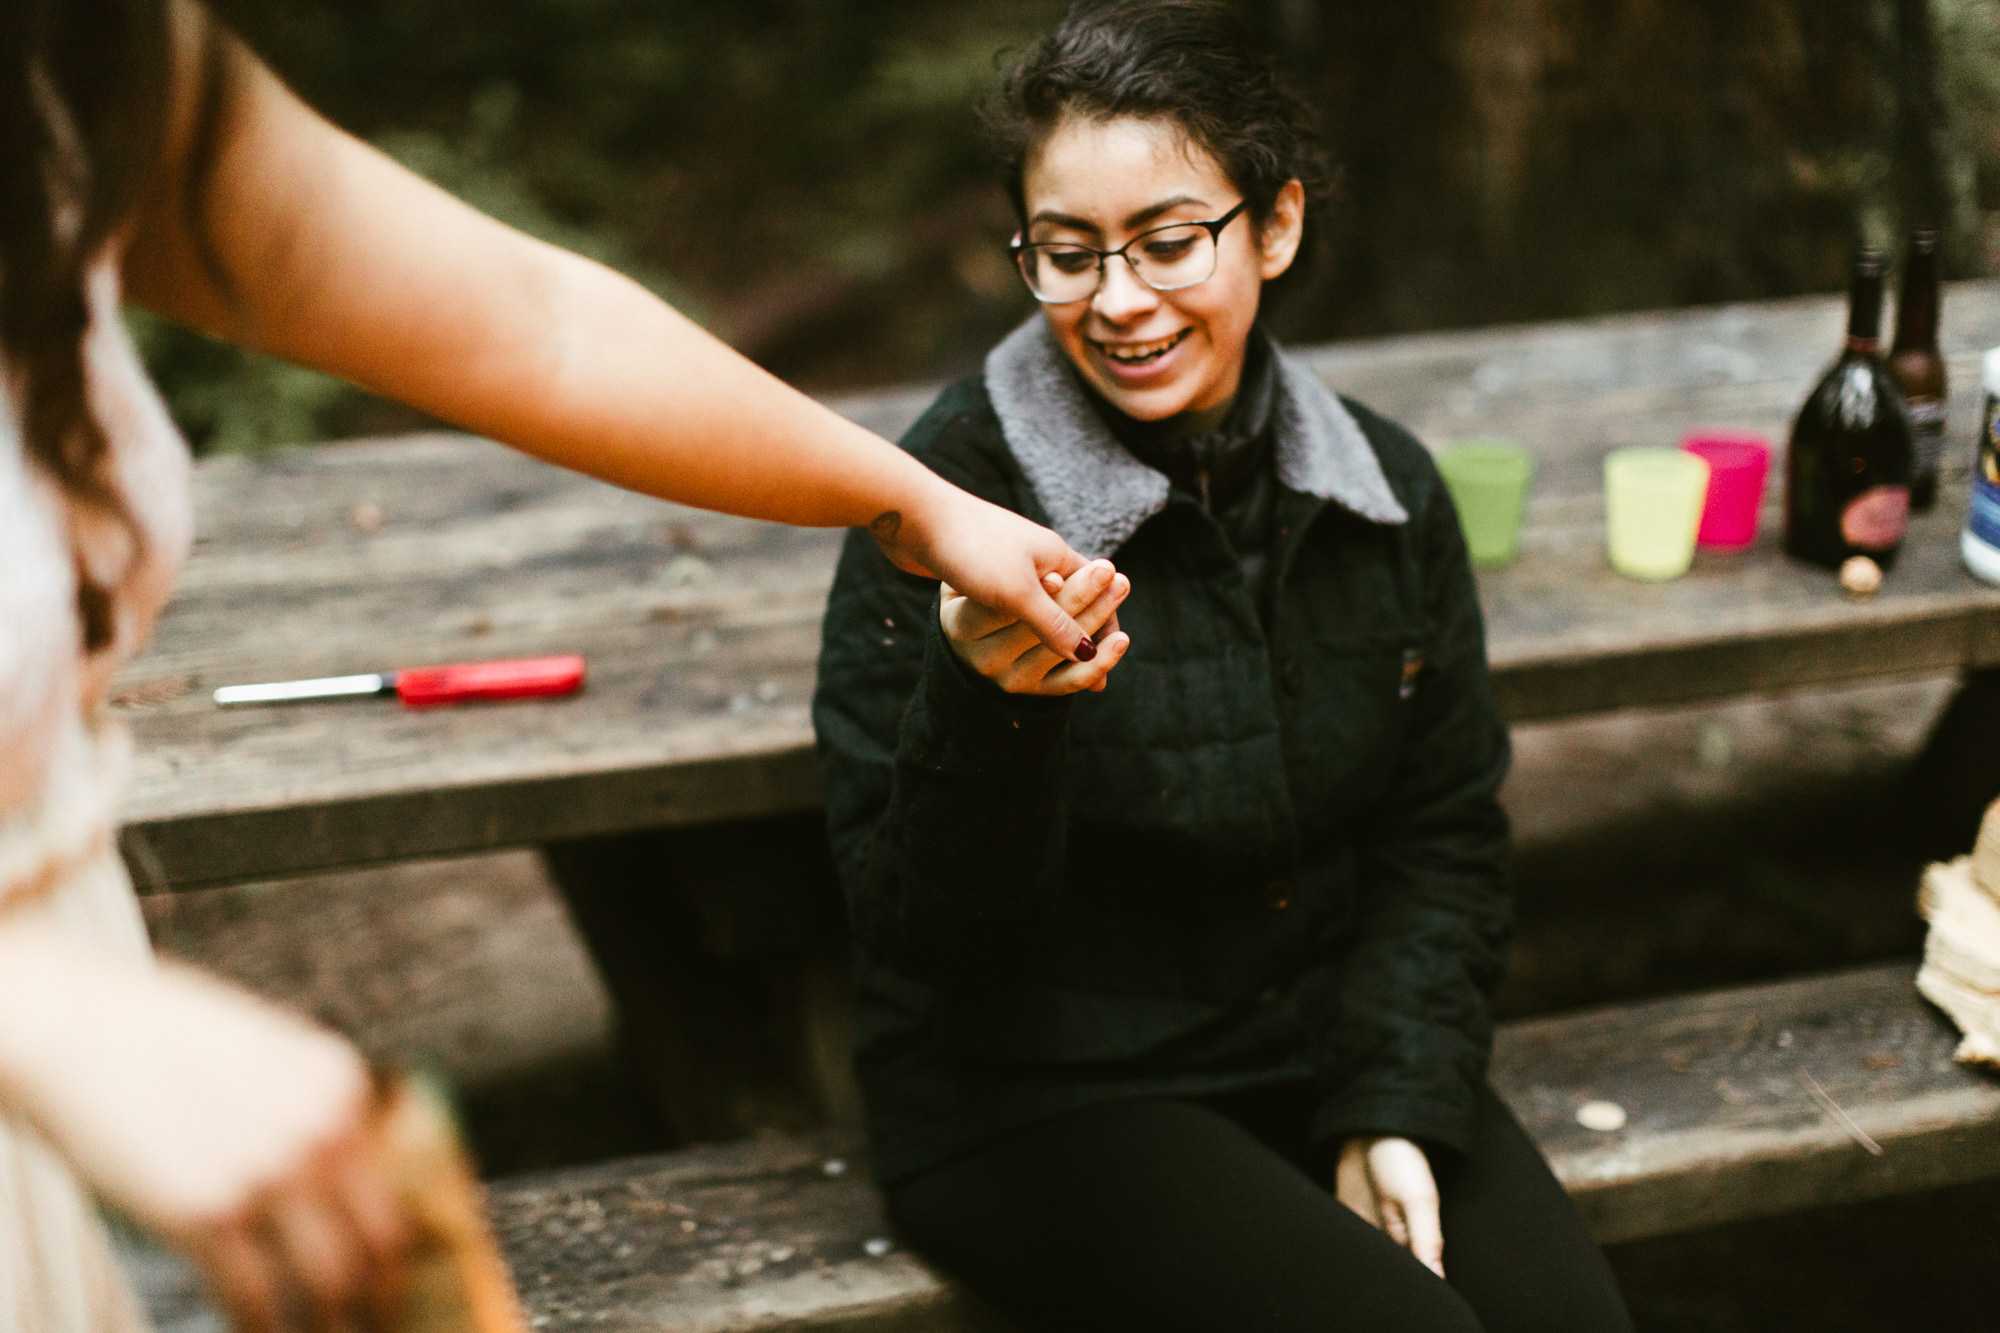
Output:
(813, 318), (1512, 1185)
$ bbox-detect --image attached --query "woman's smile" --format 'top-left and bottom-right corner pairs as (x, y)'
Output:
(1091, 327), (1192, 376)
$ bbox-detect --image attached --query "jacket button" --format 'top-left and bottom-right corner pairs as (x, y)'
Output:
(1279, 659), (1302, 696)
(1265, 879), (1291, 910)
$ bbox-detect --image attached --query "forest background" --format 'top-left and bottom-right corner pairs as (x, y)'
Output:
(147, 0), (2000, 455)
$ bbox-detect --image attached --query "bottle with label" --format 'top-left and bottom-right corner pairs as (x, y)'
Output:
(1890, 229), (1948, 510)
(1960, 348), (2000, 586)
(1783, 249), (1915, 571)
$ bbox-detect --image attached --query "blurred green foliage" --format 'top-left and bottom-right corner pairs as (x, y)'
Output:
(1934, 0), (2000, 235)
(136, 0), (2000, 454)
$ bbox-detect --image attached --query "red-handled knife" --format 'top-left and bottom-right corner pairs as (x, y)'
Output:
(212, 655), (586, 709)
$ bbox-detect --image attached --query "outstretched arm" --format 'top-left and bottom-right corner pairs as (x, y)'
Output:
(121, 1), (1094, 657)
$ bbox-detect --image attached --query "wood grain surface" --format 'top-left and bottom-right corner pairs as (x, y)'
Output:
(481, 962), (2000, 1332)
(488, 1134), (986, 1333)
(117, 283), (2000, 887)
(1489, 961), (2000, 1243)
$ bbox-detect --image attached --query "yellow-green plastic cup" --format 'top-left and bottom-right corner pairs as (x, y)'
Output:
(1437, 441), (1534, 567)
(1604, 448), (1710, 581)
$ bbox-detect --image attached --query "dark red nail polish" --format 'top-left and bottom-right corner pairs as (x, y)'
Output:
(1075, 635), (1098, 662)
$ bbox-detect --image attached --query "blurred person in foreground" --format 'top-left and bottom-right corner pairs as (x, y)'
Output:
(0, 1), (1118, 1329)
(811, 4), (1636, 1330)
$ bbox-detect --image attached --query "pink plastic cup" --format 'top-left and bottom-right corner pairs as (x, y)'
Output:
(1680, 431), (1772, 550)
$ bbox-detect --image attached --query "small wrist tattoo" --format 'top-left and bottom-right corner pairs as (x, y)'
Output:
(869, 510), (902, 541)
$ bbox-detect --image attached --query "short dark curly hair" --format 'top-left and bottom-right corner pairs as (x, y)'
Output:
(980, 0), (1333, 299)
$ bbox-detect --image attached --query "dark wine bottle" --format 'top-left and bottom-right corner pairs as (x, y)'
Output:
(1784, 249), (1915, 570)
(1890, 229), (1948, 510)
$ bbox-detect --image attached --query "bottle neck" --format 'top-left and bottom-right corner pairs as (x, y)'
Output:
(1846, 252), (1885, 343)
(1845, 335), (1883, 356)
(1893, 243), (1941, 350)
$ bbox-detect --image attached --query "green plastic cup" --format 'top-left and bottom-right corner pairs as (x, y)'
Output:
(1437, 441), (1534, 567)
(1604, 448), (1710, 581)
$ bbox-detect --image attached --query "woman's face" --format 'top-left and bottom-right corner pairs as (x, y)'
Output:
(1020, 115), (1304, 425)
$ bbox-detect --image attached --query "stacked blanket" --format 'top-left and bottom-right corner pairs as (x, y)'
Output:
(1917, 801), (2000, 1068)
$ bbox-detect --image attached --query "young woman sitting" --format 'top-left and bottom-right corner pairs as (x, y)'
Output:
(812, 3), (1637, 1329)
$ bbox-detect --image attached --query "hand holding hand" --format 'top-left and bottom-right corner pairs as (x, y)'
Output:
(1335, 1136), (1445, 1278)
(941, 559), (1130, 695)
(874, 482), (1100, 663)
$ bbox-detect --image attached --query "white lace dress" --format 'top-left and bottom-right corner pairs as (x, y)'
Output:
(0, 260), (194, 1333)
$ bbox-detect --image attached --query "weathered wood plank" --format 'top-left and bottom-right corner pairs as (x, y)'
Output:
(117, 284), (2000, 886)
(1489, 962), (2000, 1243)
(1481, 494), (2000, 720)
(482, 962), (2000, 1331)
(489, 1135), (1005, 1333)
(116, 436), (843, 885)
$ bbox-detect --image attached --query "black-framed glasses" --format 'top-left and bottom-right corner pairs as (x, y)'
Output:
(1010, 200), (1249, 304)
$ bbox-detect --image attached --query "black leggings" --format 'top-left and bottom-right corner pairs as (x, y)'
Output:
(886, 1081), (1636, 1333)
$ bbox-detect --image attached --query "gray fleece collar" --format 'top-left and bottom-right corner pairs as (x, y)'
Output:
(983, 317), (1406, 560)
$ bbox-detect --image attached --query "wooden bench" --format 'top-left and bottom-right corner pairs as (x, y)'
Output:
(116, 960), (2000, 1330)
(475, 961), (1999, 1332)
(114, 282), (2000, 891)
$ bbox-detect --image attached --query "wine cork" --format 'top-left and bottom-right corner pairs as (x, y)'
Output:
(1575, 1100), (1627, 1132)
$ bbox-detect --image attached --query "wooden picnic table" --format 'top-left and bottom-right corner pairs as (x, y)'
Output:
(115, 282), (2000, 890)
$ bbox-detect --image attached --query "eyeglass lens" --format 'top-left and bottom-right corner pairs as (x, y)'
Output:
(1018, 223), (1218, 303)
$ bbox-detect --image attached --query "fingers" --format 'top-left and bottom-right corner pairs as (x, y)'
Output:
(328, 1128), (410, 1326)
(1052, 568), (1126, 650)
(1042, 541), (1089, 582)
(998, 566), (1130, 695)
(1367, 1138), (1445, 1279)
(934, 534), (1094, 660)
(1024, 578), (1130, 694)
(1012, 560), (1116, 651)
(1032, 630), (1131, 696)
(266, 1177), (368, 1327)
(188, 1217), (282, 1333)
(1017, 532), (1092, 657)
(1380, 1196), (1411, 1249)
(1009, 561), (1093, 663)
(946, 561), (1128, 692)
(1022, 594), (1128, 694)
(887, 487), (1092, 657)
(940, 566), (1092, 644)
(940, 582), (1022, 645)
(182, 1127), (413, 1332)
(1333, 1140), (1382, 1229)
(1404, 1193), (1446, 1279)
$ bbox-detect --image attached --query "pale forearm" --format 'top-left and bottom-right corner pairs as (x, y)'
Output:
(279, 225), (949, 529)
(437, 247), (951, 529)
(123, 30), (946, 530)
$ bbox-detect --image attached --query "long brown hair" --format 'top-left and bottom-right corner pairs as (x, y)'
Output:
(1, 0), (176, 650)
